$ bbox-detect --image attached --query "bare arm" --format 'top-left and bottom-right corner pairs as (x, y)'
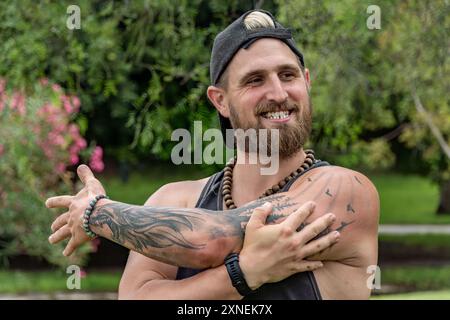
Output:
(47, 165), (362, 269)
(119, 182), (335, 300)
(89, 194), (294, 268)
(119, 182), (242, 300)
(88, 165), (367, 268)
(46, 165), (319, 268)
(119, 251), (243, 300)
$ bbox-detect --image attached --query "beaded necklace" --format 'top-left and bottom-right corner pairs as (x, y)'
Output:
(222, 150), (316, 209)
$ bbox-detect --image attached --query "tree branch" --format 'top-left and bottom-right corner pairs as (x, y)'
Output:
(381, 123), (409, 141)
(411, 88), (450, 159)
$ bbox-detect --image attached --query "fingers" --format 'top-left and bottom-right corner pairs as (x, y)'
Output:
(78, 164), (105, 194)
(46, 195), (73, 209)
(51, 212), (69, 232)
(298, 212), (336, 244)
(246, 202), (273, 230)
(294, 260), (324, 273)
(77, 164), (95, 185)
(301, 230), (340, 258)
(283, 201), (316, 231)
(63, 237), (81, 257)
(48, 225), (71, 244)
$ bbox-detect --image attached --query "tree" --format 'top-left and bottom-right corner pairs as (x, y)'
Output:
(277, 0), (449, 213)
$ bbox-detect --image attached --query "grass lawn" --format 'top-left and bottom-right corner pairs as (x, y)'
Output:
(366, 173), (449, 224)
(372, 290), (450, 300)
(380, 265), (450, 292)
(0, 270), (122, 293)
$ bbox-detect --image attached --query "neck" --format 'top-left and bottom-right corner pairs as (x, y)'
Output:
(232, 148), (307, 202)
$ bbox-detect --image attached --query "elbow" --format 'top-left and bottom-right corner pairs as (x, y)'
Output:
(194, 249), (219, 269)
(118, 281), (156, 300)
(118, 291), (131, 300)
(118, 273), (150, 300)
(118, 288), (132, 300)
(118, 279), (136, 300)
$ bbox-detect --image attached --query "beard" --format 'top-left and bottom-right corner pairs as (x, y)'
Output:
(228, 96), (312, 160)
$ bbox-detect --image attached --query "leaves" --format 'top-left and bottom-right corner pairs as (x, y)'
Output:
(0, 0), (448, 181)
(0, 79), (99, 267)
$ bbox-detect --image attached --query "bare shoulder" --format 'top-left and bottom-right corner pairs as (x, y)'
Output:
(326, 165), (379, 230)
(292, 165), (380, 221)
(308, 164), (379, 199)
(298, 164), (377, 187)
(315, 165), (379, 223)
(145, 177), (211, 208)
(294, 166), (380, 298)
(326, 165), (378, 193)
(290, 165), (380, 263)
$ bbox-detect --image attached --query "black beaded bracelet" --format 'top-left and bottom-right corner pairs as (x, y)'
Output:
(82, 194), (109, 238)
(224, 253), (255, 297)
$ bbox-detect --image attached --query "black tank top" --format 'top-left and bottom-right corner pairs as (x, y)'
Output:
(176, 160), (330, 300)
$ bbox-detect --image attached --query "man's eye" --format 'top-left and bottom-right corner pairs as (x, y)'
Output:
(247, 78), (262, 85)
(280, 73), (295, 80)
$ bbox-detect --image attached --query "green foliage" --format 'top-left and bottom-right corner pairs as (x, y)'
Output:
(0, 0), (135, 163)
(0, 0), (448, 241)
(0, 80), (93, 267)
(277, 0), (449, 183)
(0, 0), (257, 167)
(2, 1), (446, 181)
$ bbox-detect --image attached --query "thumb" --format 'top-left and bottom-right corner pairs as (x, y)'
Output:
(246, 202), (273, 231)
(77, 164), (95, 185)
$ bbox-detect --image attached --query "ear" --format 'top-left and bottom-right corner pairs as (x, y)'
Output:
(303, 68), (311, 90)
(207, 85), (230, 118)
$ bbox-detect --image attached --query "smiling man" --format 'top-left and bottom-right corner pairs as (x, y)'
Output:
(47, 10), (379, 300)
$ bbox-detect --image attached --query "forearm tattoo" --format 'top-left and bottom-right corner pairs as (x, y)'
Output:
(89, 170), (363, 258)
(89, 194), (286, 252)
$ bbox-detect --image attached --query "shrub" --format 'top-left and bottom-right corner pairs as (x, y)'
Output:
(0, 78), (103, 267)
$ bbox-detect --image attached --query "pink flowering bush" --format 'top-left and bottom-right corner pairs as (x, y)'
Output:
(0, 78), (104, 267)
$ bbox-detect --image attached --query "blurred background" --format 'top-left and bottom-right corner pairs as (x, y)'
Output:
(0, 0), (449, 300)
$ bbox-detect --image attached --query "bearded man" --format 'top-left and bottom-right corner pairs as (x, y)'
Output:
(46, 10), (379, 300)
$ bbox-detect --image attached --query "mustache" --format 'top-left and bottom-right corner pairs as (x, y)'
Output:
(255, 101), (299, 115)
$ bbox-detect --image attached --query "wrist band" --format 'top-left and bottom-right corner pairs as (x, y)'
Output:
(82, 194), (109, 238)
(224, 253), (255, 297)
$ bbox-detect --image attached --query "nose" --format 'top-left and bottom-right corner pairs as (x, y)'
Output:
(265, 75), (288, 104)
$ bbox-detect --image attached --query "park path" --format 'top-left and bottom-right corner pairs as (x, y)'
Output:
(379, 224), (450, 234)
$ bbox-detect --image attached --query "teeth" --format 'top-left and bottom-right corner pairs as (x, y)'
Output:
(264, 111), (290, 120)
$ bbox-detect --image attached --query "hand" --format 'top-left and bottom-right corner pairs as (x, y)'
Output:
(46, 164), (108, 256)
(239, 201), (339, 290)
